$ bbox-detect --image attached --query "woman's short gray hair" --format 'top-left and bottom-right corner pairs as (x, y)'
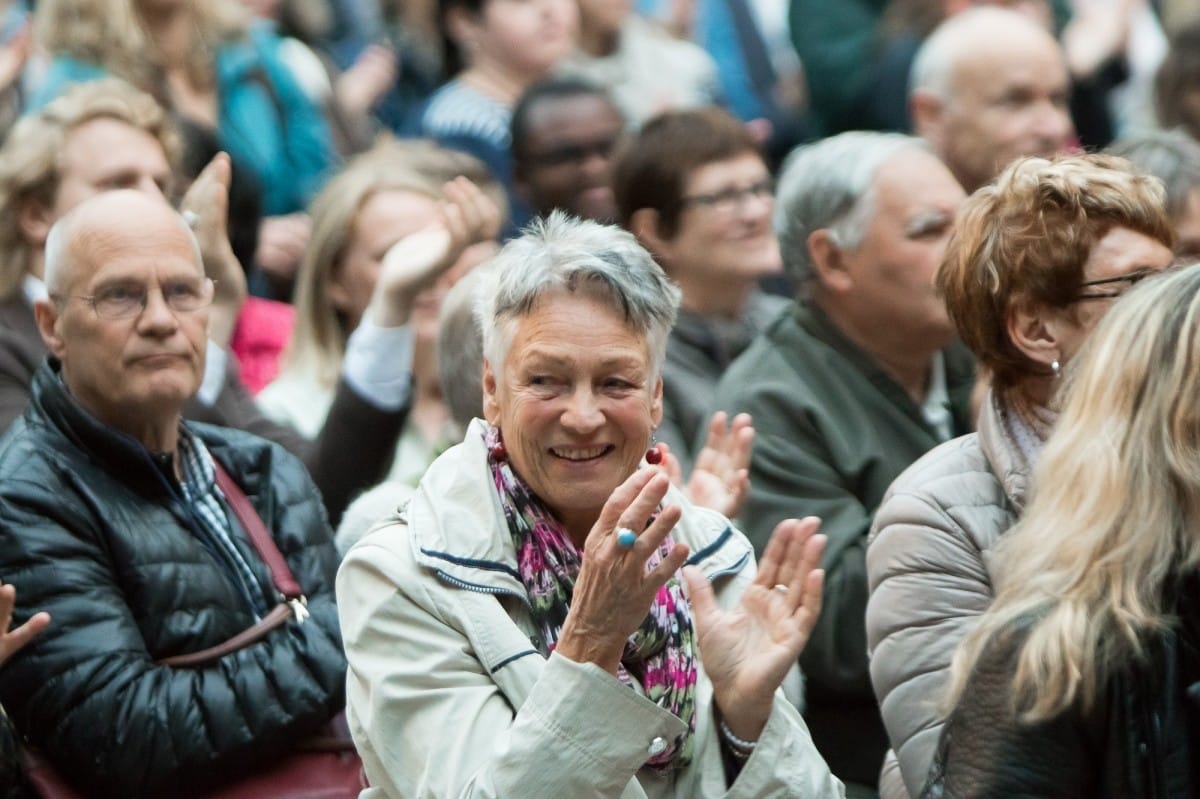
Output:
(474, 211), (681, 379)
(774, 131), (929, 288)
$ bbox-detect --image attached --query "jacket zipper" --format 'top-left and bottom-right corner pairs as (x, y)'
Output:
(434, 570), (531, 608)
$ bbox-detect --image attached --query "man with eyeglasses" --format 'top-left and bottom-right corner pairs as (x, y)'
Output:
(710, 131), (975, 797)
(0, 78), (420, 523)
(511, 77), (625, 225)
(0, 190), (348, 796)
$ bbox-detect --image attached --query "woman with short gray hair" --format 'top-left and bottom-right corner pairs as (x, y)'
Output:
(337, 212), (844, 798)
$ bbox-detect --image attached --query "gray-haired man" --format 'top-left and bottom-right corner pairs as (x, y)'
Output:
(711, 131), (974, 796)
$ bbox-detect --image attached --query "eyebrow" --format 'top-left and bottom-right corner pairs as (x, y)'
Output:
(905, 209), (952, 235)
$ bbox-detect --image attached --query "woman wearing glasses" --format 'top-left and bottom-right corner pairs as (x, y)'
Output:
(612, 107), (787, 474)
(865, 153), (1176, 799)
(925, 262), (1200, 797)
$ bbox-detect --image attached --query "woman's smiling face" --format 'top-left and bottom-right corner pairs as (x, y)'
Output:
(482, 290), (662, 542)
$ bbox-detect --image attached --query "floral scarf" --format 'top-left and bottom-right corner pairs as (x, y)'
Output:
(485, 426), (698, 771)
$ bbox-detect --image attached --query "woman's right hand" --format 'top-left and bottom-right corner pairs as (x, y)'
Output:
(554, 469), (689, 674)
(364, 177), (500, 328)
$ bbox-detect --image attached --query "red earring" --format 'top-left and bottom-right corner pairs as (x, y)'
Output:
(645, 443), (663, 465)
(490, 430), (507, 461)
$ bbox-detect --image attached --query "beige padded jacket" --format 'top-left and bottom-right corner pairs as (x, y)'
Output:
(864, 393), (1034, 799)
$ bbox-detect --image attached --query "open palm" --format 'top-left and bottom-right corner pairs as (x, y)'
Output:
(682, 518), (824, 738)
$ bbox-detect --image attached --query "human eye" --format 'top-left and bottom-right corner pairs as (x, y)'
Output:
(163, 279), (204, 309)
(93, 284), (143, 316)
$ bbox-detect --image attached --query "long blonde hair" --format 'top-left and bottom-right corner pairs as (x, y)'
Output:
(945, 263), (1200, 722)
(284, 144), (447, 387)
(35, 0), (250, 95)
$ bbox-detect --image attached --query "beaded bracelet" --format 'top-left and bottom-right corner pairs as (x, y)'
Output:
(718, 718), (757, 761)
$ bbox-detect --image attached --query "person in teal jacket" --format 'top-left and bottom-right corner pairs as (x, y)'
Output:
(28, 0), (338, 296)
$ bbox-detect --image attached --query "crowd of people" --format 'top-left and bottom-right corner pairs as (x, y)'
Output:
(0, 0), (1196, 797)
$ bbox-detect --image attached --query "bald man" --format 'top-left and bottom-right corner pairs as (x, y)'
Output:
(910, 6), (1075, 194)
(0, 190), (348, 796)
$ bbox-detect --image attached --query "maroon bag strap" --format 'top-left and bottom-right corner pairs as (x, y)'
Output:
(212, 460), (307, 611)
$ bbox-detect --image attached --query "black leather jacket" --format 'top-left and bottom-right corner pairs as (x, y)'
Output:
(0, 362), (346, 797)
(923, 588), (1200, 799)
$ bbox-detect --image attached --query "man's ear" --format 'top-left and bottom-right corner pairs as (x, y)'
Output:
(481, 358), (500, 425)
(909, 89), (945, 148)
(806, 229), (853, 294)
(33, 298), (65, 359)
(18, 201), (55, 249)
(1006, 301), (1061, 369)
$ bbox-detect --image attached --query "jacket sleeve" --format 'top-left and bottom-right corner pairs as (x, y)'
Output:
(252, 29), (338, 209)
(866, 486), (999, 799)
(923, 631), (1098, 798)
(0, 474), (347, 798)
(0, 331), (36, 436)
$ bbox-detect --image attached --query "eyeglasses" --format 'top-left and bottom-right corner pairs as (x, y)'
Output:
(1073, 268), (1164, 301)
(55, 277), (216, 319)
(526, 136), (619, 168)
(680, 179), (774, 214)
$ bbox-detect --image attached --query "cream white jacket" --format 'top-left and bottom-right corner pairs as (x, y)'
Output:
(338, 420), (844, 799)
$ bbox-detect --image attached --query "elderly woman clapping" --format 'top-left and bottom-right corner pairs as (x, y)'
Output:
(337, 213), (844, 798)
(865, 153), (1176, 799)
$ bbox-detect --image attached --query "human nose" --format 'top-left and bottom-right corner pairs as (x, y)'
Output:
(1031, 102), (1073, 150)
(560, 385), (604, 433)
(736, 186), (773, 220)
(137, 176), (168, 202)
(135, 287), (179, 332)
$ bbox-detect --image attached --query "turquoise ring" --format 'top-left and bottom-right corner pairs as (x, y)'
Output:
(616, 527), (638, 549)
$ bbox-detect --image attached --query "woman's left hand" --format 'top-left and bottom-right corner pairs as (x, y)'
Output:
(681, 517), (825, 744)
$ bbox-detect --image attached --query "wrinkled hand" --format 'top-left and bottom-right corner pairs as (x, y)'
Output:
(365, 176), (500, 328)
(335, 44), (397, 116)
(555, 469), (689, 674)
(686, 411), (753, 518)
(682, 517), (825, 742)
(0, 583), (49, 669)
(179, 152), (245, 345)
(255, 213), (312, 286)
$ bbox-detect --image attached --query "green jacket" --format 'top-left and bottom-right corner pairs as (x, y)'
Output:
(711, 300), (974, 788)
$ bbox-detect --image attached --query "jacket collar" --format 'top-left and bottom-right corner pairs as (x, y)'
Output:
(30, 358), (183, 498)
(405, 419), (753, 598)
(976, 390), (1034, 513)
(790, 299), (975, 436)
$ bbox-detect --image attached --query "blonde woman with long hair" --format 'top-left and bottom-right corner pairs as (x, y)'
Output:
(866, 153), (1176, 799)
(258, 140), (501, 486)
(924, 264), (1200, 798)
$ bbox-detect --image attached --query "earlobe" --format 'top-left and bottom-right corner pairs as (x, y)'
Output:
(807, 229), (853, 294)
(630, 208), (669, 261)
(481, 360), (500, 425)
(909, 90), (944, 145)
(1007, 303), (1060, 369)
(33, 299), (65, 359)
(650, 376), (664, 427)
(18, 202), (54, 249)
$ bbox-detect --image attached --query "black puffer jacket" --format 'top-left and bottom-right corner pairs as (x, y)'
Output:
(0, 362), (347, 797)
(922, 586), (1200, 799)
